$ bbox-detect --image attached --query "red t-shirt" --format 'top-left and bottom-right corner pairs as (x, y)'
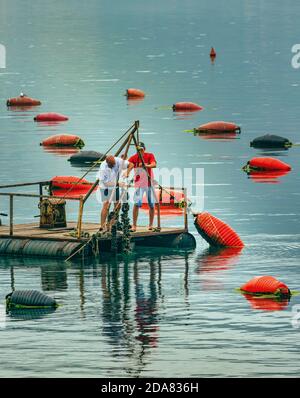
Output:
(128, 152), (156, 187)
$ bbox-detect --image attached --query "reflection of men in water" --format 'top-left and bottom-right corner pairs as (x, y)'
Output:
(134, 261), (159, 348)
(100, 261), (127, 347)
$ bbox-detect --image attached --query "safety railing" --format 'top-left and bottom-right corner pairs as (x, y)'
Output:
(0, 180), (189, 239)
(0, 180), (84, 238)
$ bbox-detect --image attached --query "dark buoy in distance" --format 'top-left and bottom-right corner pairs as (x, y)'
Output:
(68, 151), (106, 164)
(250, 134), (292, 149)
(6, 290), (58, 310)
(210, 47), (216, 63)
(210, 47), (216, 58)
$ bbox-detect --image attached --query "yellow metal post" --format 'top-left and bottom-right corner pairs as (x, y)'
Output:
(77, 196), (84, 239)
(9, 194), (13, 236)
(183, 188), (188, 231)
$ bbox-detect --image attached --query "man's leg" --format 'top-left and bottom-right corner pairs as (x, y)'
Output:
(107, 187), (121, 230)
(132, 188), (142, 231)
(149, 207), (155, 228)
(132, 204), (139, 231)
(100, 200), (110, 230)
(147, 187), (155, 229)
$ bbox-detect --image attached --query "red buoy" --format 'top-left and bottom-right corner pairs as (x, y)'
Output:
(126, 88), (145, 98)
(40, 134), (84, 148)
(240, 276), (290, 297)
(34, 113), (69, 122)
(141, 188), (185, 215)
(173, 102), (203, 112)
(7, 95), (41, 107)
(51, 176), (92, 191)
(194, 121), (240, 133)
(246, 157), (291, 171)
(194, 212), (244, 248)
(52, 188), (94, 198)
(210, 47), (216, 58)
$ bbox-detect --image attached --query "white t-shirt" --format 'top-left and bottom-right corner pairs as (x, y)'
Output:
(98, 157), (129, 188)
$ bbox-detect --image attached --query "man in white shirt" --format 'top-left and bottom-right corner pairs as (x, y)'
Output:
(98, 155), (134, 231)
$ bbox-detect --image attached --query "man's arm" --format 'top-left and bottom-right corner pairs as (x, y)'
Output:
(145, 154), (157, 168)
(123, 161), (134, 178)
(145, 160), (156, 168)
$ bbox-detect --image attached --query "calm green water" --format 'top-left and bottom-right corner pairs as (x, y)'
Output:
(0, 0), (300, 377)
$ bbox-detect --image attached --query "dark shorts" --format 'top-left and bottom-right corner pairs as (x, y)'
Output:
(100, 187), (120, 203)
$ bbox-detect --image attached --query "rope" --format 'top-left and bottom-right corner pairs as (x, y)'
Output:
(56, 122), (136, 204)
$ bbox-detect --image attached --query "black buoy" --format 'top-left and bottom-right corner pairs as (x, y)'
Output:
(250, 134), (292, 149)
(6, 290), (58, 310)
(68, 151), (106, 164)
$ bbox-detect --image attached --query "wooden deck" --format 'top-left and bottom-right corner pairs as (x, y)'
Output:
(0, 222), (187, 242)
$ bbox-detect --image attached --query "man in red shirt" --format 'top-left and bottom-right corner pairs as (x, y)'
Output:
(127, 142), (157, 231)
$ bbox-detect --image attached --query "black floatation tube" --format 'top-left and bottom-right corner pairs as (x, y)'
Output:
(6, 290), (58, 310)
(250, 134), (292, 149)
(68, 151), (106, 164)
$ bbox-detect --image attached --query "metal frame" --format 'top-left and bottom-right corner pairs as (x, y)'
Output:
(0, 121), (189, 239)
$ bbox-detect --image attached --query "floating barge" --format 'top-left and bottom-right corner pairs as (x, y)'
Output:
(0, 180), (196, 260)
(0, 122), (196, 259)
(0, 222), (195, 259)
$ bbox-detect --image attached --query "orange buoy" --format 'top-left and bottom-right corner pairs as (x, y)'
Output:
(126, 88), (145, 98)
(173, 102), (203, 112)
(245, 157), (291, 171)
(52, 188), (94, 198)
(141, 188), (185, 216)
(7, 95), (41, 107)
(194, 212), (244, 248)
(40, 134), (85, 148)
(210, 47), (216, 58)
(51, 176), (92, 191)
(34, 113), (69, 122)
(194, 121), (240, 134)
(142, 188), (185, 206)
(240, 276), (290, 297)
